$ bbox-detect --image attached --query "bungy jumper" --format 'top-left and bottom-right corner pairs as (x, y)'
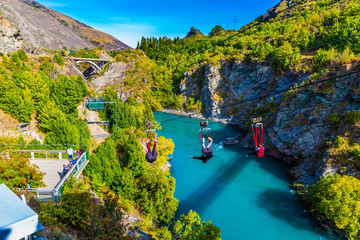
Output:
(251, 117), (265, 158)
(191, 121), (214, 163)
(145, 122), (158, 163)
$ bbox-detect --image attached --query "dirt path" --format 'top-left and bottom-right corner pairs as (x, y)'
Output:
(78, 102), (110, 144)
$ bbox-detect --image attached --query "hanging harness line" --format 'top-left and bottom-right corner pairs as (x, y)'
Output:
(196, 121), (213, 163)
(145, 122), (157, 163)
(199, 121), (211, 142)
(251, 117), (265, 158)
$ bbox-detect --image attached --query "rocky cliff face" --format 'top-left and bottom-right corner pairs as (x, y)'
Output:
(186, 27), (205, 38)
(0, 14), (28, 53)
(181, 61), (360, 184)
(0, 0), (131, 53)
(21, 0), (131, 51)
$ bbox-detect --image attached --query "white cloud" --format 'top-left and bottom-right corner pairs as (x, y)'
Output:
(91, 22), (160, 48)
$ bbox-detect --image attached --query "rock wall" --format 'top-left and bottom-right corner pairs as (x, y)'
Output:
(0, 0), (94, 52)
(0, 15), (26, 53)
(181, 60), (360, 183)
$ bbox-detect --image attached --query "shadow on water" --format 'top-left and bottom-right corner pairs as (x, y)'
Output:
(256, 188), (315, 231)
(180, 154), (250, 216)
(257, 188), (341, 239)
(251, 155), (291, 183)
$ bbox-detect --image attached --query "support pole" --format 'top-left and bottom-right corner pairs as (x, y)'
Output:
(85, 101), (87, 124)
(115, 102), (118, 132)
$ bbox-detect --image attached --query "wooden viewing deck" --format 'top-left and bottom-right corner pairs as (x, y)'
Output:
(14, 149), (89, 201)
(30, 158), (70, 190)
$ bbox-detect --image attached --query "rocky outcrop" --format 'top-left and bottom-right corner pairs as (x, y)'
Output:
(180, 60), (360, 184)
(0, 14), (27, 53)
(259, 0), (297, 22)
(186, 27), (204, 38)
(0, 0), (93, 52)
(88, 62), (131, 99)
(0, 0), (131, 52)
(21, 0), (131, 51)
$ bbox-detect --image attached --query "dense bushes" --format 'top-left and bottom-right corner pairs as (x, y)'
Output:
(0, 154), (44, 189)
(101, 87), (155, 132)
(307, 174), (360, 239)
(84, 129), (178, 226)
(38, 181), (126, 239)
(51, 74), (88, 115)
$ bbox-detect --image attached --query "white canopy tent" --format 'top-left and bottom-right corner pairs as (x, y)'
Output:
(0, 184), (43, 240)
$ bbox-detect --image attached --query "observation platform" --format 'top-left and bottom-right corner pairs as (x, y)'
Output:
(29, 158), (70, 190)
(16, 149), (89, 201)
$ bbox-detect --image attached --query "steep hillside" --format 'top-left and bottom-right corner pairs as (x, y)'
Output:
(22, 0), (131, 51)
(0, 0), (130, 53)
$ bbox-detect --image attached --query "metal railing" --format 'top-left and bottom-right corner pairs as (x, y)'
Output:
(52, 152), (88, 200)
(21, 151), (89, 201)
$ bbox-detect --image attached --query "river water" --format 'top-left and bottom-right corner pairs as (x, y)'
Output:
(155, 112), (338, 240)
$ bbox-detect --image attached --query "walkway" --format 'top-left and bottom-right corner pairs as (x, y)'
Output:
(30, 158), (69, 190)
(16, 149), (89, 201)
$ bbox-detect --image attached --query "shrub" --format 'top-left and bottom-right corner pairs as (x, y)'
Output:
(345, 111), (360, 124)
(307, 174), (360, 239)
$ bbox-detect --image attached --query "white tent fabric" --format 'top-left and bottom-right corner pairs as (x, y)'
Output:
(0, 184), (43, 240)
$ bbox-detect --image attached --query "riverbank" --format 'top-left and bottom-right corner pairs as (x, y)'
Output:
(160, 108), (237, 124)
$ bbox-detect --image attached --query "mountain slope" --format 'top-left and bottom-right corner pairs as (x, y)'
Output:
(0, 0), (130, 53)
(22, 0), (131, 51)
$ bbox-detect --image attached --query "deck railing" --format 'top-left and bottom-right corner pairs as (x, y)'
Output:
(52, 151), (88, 200)
(15, 151), (89, 201)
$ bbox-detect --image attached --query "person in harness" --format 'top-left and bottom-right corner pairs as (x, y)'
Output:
(191, 137), (214, 163)
(245, 143), (265, 157)
(145, 122), (158, 163)
(245, 117), (265, 157)
(191, 121), (213, 163)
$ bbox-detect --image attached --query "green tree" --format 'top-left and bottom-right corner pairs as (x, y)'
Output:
(307, 174), (360, 239)
(209, 25), (224, 37)
(173, 210), (221, 240)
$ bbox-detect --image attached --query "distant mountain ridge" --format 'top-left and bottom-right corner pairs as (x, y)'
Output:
(0, 0), (131, 53)
(186, 27), (204, 38)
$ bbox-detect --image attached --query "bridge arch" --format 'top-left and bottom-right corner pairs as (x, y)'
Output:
(75, 60), (102, 73)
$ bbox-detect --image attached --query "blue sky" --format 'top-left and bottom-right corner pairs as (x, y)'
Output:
(36, 0), (280, 48)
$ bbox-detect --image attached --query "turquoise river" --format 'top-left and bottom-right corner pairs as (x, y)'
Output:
(155, 112), (338, 240)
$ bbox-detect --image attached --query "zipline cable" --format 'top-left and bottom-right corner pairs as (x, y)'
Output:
(159, 67), (360, 124)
